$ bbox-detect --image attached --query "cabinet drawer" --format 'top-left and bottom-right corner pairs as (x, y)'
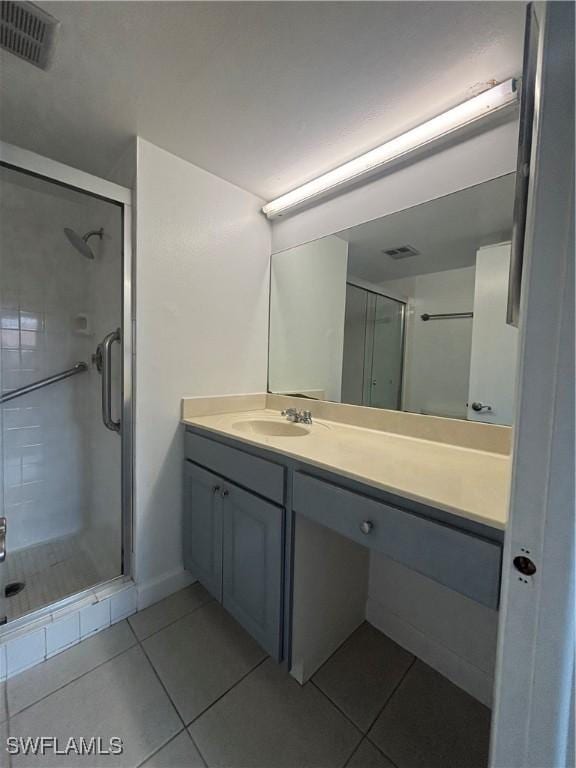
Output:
(185, 430), (285, 505)
(293, 472), (501, 609)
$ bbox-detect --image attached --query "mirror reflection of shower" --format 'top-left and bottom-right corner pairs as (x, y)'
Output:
(64, 227), (104, 259)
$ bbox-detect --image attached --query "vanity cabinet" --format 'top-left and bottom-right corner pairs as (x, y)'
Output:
(221, 482), (283, 659)
(183, 435), (285, 659)
(293, 471), (501, 609)
(183, 424), (504, 673)
(183, 461), (224, 601)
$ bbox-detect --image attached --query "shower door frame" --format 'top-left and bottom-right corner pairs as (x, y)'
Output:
(0, 140), (134, 622)
(345, 280), (407, 411)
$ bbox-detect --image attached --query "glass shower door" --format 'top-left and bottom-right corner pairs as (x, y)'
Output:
(0, 163), (125, 624)
(368, 295), (405, 410)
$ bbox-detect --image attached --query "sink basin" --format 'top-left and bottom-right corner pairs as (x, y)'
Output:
(232, 419), (311, 437)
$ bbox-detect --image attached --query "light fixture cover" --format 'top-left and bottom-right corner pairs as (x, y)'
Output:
(262, 79), (518, 219)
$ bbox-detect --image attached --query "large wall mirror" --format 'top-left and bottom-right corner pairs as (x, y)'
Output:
(268, 173), (519, 426)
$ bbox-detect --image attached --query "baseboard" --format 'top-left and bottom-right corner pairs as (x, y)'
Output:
(366, 597), (494, 708)
(136, 568), (195, 610)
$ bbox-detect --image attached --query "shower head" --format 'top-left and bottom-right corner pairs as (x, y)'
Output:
(64, 227), (104, 259)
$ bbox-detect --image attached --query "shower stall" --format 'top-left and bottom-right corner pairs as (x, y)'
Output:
(341, 283), (405, 410)
(0, 144), (132, 628)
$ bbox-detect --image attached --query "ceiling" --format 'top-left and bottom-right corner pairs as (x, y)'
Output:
(0, 2), (525, 200)
(343, 173), (516, 282)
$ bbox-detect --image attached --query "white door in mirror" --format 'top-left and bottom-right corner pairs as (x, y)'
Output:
(467, 242), (519, 425)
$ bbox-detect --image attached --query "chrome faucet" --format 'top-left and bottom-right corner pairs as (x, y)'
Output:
(281, 408), (313, 424)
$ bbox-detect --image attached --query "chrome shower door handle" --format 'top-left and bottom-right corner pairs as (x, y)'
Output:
(101, 328), (121, 433)
(0, 517), (7, 563)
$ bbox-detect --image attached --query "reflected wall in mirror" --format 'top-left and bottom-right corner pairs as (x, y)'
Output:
(268, 174), (519, 425)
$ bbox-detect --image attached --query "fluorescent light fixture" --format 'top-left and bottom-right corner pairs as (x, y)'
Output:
(262, 78), (518, 219)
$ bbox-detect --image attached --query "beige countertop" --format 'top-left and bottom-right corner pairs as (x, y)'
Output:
(181, 406), (510, 531)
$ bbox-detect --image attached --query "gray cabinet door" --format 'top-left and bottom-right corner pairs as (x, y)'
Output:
(183, 461), (223, 601)
(222, 484), (283, 659)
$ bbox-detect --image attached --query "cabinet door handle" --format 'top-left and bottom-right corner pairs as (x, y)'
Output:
(359, 520), (373, 535)
(221, 489), (229, 498)
(212, 485), (221, 494)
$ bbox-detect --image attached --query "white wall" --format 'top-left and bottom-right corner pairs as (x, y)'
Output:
(381, 267), (476, 419)
(367, 556), (498, 706)
(134, 138), (271, 606)
(270, 120), (518, 703)
(269, 236), (348, 402)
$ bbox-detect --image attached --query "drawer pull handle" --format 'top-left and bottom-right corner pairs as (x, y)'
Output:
(359, 520), (373, 535)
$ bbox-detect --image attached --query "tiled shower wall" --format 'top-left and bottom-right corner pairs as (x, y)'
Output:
(0, 167), (122, 569)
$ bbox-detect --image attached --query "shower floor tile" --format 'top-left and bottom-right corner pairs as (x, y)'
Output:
(4, 535), (113, 622)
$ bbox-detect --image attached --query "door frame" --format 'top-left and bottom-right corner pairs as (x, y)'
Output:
(489, 3), (575, 766)
(0, 140), (134, 588)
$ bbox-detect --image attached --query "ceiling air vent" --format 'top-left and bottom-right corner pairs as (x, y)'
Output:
(382, 244), (421, 260)
(0, 1), (59, 70)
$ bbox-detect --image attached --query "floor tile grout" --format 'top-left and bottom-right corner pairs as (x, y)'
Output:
(135, 621), (214, 767)
(5, 622), (140, 721)
(343, 736), (401, 768)
(311, 649), (416, 768)
(343, 738), (364, 768)
(133, 596), (270, 764)
(186, 730), (209, 768)
(311, 621), (368, 682)
(309, 678), (365, 738)
(365, 656), (417, 734)
(360, 656), (418, 768)
(129, 594), (215, 643)
(136, 633), (189, 731)
(365, 735), (401, 768)
(186, 654), (269, 728)
(4, 683), (12, 768)
(134, 725), (209, 768)
(134, 725), (187, 768)
(4, 592), (213, 721)
(1, 592), (444, 768)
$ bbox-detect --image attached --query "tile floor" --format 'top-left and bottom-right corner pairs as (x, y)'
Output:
(4, 536), (109, 622)
(0, 585), (491, 768)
